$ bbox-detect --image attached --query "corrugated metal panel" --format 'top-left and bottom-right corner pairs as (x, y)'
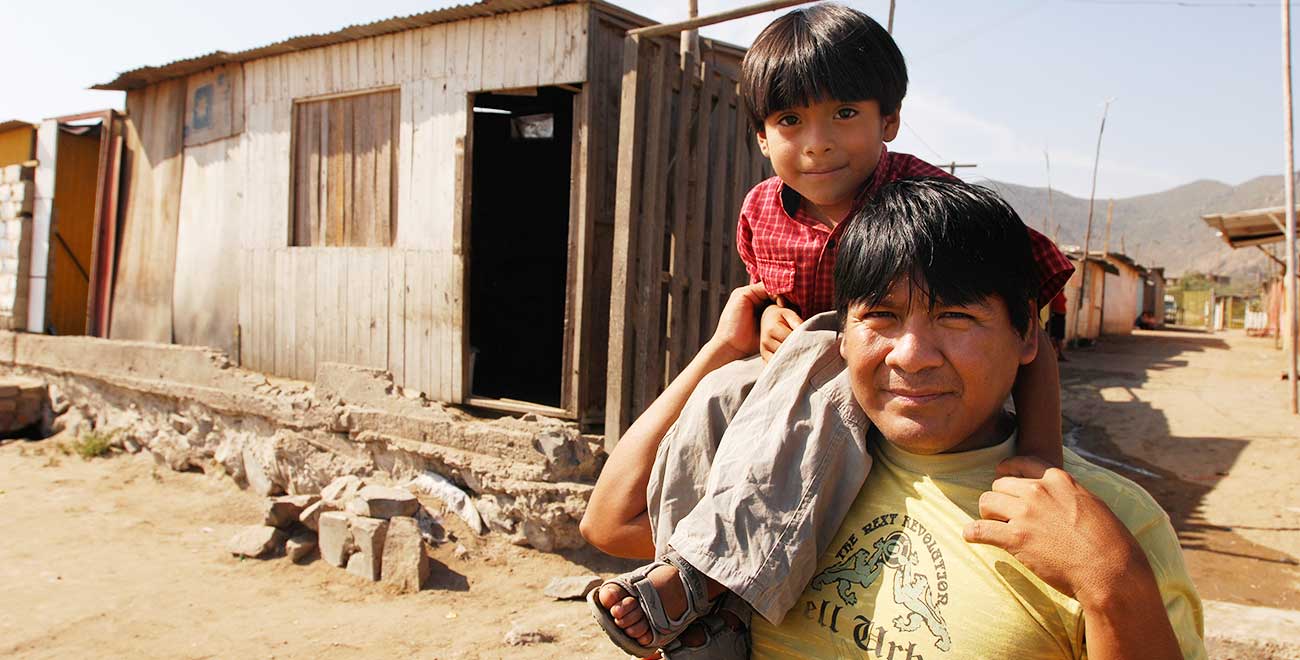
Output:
(93, 0), (577, 91)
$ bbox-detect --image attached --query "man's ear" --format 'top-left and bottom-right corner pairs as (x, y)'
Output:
(1020, 304), (1040, 366)
(756, 130), (770, 157)
(882, 106), (901, 143)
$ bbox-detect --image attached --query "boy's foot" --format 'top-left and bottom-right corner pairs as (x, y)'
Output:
(594, 563), (728, 647)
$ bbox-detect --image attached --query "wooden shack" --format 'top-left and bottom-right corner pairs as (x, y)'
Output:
(92, 0), (767, 431)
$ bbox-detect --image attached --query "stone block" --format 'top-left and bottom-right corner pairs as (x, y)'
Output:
(0, 184), (9, 202)
(320, 474), (365, 505)
(380, 516), (429, 593)
(286, 531), (317, 563)
(543, 575), (602, 600)
(227, 525), (287, 558)
(318, 511), (356, 568)
(298, 499), (334, 531)
(264, 494), (319, 529)
(347, 516), (388, 581)
(10, 181), (31, 204)
(345, 485), (418, 520)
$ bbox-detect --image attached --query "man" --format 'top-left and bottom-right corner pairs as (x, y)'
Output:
(748, 179), (1205, 658)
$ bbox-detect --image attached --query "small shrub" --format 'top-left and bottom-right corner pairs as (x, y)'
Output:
(72, 430), (115, 459)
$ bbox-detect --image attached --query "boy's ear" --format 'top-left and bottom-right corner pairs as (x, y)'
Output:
(755, 130), (770, 157)
(1019, 304), (1041, 366)
(882, 107), (901, 143)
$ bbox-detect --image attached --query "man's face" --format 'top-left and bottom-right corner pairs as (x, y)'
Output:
(756, 98), (900, 223)
(840, 277), (1038, 454)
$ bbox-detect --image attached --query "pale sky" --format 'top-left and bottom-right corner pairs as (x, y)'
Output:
(0, 0), (1285, 198)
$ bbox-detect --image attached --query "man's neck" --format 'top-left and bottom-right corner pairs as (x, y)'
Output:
(942, 411), (1017, 455)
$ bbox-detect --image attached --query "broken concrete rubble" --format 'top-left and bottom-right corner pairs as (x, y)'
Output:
(1, 332), (604, 553)
(264, 494), (319, 528)
(227, 526), (288, 558)
(344, 485), (418, 519)
(381, 517), (429, 593)
(318, 512), (356, 567)
(286, 532), (318, 563)
(347, 516), (389, 581)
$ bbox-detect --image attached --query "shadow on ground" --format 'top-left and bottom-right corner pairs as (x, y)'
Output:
(1060, 329), (1299, 609)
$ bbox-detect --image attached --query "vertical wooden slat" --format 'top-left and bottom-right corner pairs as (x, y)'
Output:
(706, 76), (735, 331)
(605, 35), (654, 446)
(666, 50), (697, 381)
(538, 8), (559, 86)
(685, 63), (715, 359)
(292, 104), (308, 246)
(358, 38), (377, 89)
(465, 19), (485, 92)
(352, 93), (376, 246)
(275, 249), (294, 377)
(295, 249), (317, 381)
(450, 129), (472, 402)
(238, 249), (252, 367)
(373, 91), (394, 245)
(555, 4), (587, 84)
(422, 26), (447, 80)
(481, 17), (505, 90)
(632, 44), (675, 424)
(346, 250), (369, 367)
(370, 250), (388, 369)
(327, 101), (346, 246)
(510, 11), (541, 89)
(388, 250), (407, 387)
(728, 75), (753, 293)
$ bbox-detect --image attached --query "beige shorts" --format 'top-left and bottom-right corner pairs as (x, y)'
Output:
(645, 312), (873, 625)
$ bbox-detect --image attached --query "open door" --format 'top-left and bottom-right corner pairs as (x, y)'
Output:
(466, 88), (575, 412)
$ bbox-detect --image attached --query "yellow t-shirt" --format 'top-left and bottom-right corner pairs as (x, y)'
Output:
(751, 435), (1206, 659)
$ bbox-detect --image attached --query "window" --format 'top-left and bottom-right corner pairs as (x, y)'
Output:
(291, 89), (399, 247)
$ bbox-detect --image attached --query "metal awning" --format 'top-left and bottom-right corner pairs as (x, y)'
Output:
(1202, 206), (1294, 249)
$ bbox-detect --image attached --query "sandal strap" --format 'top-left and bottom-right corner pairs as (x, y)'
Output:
(662, 548), (713, 622)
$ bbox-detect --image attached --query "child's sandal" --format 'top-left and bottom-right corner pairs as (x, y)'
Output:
(587, 548), (715, 656)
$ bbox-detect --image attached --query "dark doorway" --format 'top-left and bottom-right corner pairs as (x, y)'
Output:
(468, 88), (574, 409)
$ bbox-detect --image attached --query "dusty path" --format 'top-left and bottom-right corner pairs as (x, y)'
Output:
(1060, 328), (1300, 610)
(0, 443), (636, 659)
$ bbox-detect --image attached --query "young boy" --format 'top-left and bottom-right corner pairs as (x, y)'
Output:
(581, 4), (1075, 656)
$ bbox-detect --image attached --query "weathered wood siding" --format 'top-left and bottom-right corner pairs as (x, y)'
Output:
(111, 79), (187, 343)
(161, 4), (588, 403)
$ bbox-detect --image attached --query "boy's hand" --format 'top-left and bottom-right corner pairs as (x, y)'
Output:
(706, 283), (771, 363)
(759, 301), (803, 362)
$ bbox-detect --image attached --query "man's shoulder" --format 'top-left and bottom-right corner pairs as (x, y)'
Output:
(1063, 450), (1169, 536)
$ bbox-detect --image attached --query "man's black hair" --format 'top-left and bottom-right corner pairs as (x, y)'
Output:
(834, 178), (1040, 336)
(740, 3), (907, 130)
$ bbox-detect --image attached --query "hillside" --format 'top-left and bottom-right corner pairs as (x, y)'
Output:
(977, 174), (1290, 281)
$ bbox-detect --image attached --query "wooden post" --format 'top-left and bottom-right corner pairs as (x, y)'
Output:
(629, 0), (816, 38)
(1104, 198), (1114, 254)
(888, 0), (897, 33)
(1045, 151), (1055, 239)
(1284, 0), (1299, 413)
(1071, 100), (1112, 344)
(682, 0), (700, 56)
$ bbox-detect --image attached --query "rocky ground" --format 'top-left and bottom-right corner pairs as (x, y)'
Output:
(0, 442), (635, 659)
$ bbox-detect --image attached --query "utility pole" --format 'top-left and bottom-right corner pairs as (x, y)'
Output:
(682, 0), (700, 56)
(888, 0), (897, 33)
(945, 162), (977, 176)
(1045, 151), (1056, 240)
(1071, 99), (1114, 344)
(1283, 0), (1298, 413)
(1104, 199), (1114, 254)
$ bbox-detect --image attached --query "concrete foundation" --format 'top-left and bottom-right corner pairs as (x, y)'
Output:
(1, 331), (603, 551)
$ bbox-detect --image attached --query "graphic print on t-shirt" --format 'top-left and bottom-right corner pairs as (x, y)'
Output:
(806, 512), (952, 654)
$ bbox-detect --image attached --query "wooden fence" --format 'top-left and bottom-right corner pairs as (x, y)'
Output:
(605, 35), (771, 446)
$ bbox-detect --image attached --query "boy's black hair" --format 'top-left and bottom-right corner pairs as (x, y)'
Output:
(740, 3), (907, 130)
(834, 178), (1040, 336)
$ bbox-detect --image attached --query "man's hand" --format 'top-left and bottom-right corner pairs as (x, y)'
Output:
(706, 283), (771, 364)
(962, 457), (1150, 608)
(759, 300), (803, 362)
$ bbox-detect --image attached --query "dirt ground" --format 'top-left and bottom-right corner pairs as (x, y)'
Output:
(1061, 327), (1300, 610)
(1, 326), (1297, 659)
(0, 443), (637, 659)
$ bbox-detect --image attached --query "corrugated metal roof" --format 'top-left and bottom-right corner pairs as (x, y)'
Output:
(1202, 206), (1291, 249)
(93, 0), (578, 91)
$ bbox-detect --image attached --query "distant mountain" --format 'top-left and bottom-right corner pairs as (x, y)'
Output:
(976, 174), (1290, 282)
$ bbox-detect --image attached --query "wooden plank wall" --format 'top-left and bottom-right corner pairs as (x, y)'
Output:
(191, 4), (589, 400)
(110, 78), (187, 343)
(605, 36), (770, 445)
(173, 136), (243, 356)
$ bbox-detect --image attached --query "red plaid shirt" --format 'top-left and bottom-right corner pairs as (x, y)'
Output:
(737, 146), (1074, 317)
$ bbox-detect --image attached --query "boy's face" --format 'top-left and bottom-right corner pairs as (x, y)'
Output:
(756, 98), (901, 223)
(839, 277), (1038, 456)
